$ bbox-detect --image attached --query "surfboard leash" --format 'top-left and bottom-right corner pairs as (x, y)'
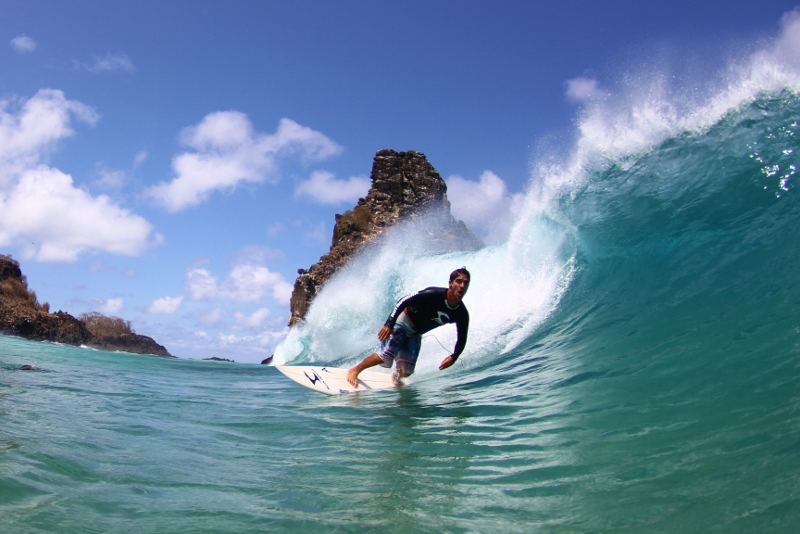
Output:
(423, 333), (451, 354)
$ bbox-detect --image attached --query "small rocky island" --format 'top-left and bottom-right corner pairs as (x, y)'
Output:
(0, 255), (171, 357)
(288, 149), (482, 326)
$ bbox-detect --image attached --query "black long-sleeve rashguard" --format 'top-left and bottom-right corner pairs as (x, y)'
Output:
(384, 287), (470, 360)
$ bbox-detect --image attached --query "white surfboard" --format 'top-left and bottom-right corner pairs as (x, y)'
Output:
(276, 365), (397, 395)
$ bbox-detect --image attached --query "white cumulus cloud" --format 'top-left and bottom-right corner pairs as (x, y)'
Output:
(565, 76), (601, 103)
(0, 168), (158, 261)
(0, 89), (98, 184)
(234, 308), (271, 330)
(99, 297), (124, 314)
(225, 263), (293, 304)
(446, 171), (525, 244)
(185, 252), (293, 306)
(0, 89), (159, 262)
(186, 268), (219, 301)
(147, 295), (184, 314)
(10, 35), (36, 53)
(295, 170), (370, 205)
(146, 113), (342, 212)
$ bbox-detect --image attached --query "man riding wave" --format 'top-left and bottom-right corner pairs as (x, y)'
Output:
(346, 267), (471, 387)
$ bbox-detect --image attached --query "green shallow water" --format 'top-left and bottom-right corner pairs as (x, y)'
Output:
(0, 336), (586, 533)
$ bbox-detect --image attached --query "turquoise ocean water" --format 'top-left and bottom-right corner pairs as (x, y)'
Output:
(4, 74), (800, 532)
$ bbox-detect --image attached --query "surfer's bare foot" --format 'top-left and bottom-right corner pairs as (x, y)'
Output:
(346, 353), (383, 388)
(392, 367), (409, 387)
(346, 367), (360, 387)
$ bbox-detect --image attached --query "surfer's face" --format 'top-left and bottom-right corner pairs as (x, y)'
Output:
(449, 275), (470, 301)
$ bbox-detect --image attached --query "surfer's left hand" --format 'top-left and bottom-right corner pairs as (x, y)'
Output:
(439, 356), (455, 370)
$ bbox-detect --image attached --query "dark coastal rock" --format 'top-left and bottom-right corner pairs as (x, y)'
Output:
(288, 149), (482, 326)
(90, 333), (172, 358)
(261, 356), (273, 365)
(0, 298), (91, 345)
(0, 254), (172, 356)
(0, 258), (22, 281)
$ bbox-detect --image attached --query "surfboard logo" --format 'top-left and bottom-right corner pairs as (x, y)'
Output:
(277, 366), (397, 395)
(304, 370), (330, 390)
(433, 311), (450, 325)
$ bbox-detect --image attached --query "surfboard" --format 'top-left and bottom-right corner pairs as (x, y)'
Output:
(276, 365), (397, 395)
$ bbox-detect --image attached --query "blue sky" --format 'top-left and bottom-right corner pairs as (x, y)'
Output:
(2, 1), (798, 362)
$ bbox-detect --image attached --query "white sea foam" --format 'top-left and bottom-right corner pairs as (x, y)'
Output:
(274, 202), (577, 378)
(569, 9), (800, 171)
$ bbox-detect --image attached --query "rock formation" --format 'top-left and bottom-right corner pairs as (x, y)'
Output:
(0, 254), (172, 357)
(87, 332), (171, 357)
(288, 149), (482, 326)
(0, 304), (91, 346)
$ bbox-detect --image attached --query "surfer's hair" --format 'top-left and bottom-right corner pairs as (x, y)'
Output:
(450, 267), (470, 282)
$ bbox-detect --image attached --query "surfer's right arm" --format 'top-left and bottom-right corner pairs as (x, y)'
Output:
(379, 293), (413, 342)
(383, 287), (437, 330)
(378, 325), (392, 342)
(384, 293), (416, 330)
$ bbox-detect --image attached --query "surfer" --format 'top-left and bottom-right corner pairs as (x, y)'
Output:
(346, 267), (470, 387)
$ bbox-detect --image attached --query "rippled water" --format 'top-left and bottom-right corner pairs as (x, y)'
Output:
(1, 336), (590, 533)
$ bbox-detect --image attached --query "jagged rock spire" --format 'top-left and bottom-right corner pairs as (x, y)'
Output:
(288, 149), (481, 326)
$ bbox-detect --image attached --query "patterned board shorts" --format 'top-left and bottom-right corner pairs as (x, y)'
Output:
(377, 318), (422, 376)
